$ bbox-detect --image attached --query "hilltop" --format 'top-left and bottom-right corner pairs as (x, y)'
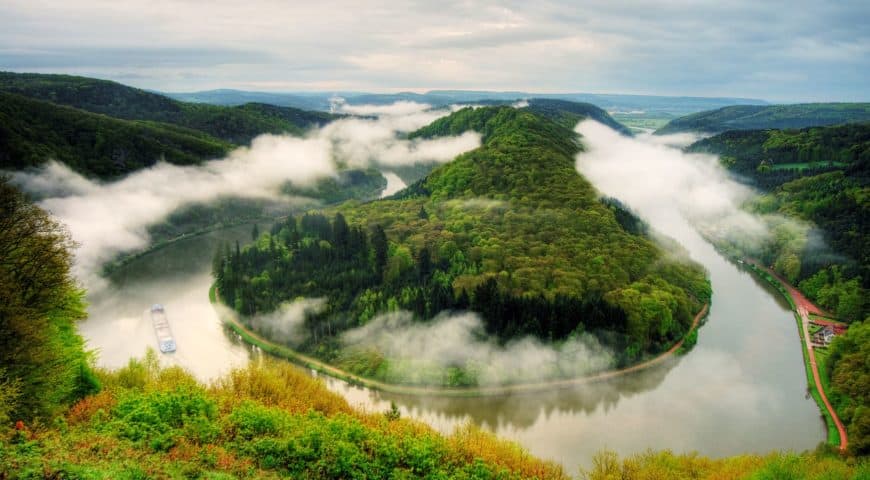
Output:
(215, 106), (710, 387)
(0, 92), (233, 178)
(0, 72), (338, 145)
(656, 103), (870, 135)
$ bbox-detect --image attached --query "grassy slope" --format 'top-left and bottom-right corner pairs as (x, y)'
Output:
(0, 354), (569, 479)
(1, 355), (865, 479)
(0, 72), (338, 144)
(657, 103), (870, 134)
(0, 92), (233, 178)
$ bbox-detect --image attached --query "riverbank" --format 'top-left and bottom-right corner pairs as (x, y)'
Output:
(102, 217), (273, 275)
(742, 259), (848, 451)
(210, 284), (708, 397)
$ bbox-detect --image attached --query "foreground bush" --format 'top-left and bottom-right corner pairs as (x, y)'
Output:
(0, 354), (568, 479)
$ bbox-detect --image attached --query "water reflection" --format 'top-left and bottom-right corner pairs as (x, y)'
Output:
(79, 217), (824, 473)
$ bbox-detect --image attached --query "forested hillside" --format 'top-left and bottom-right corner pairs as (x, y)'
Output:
(656, 103), (870, 134)
(471, 98), (632, 135)
(0, 72), (337, 144)
(827, 319), (870, 456)
(0, 92), (233, 178)
(215, 106), (710, 386)
(687, 123), (870, 189)
(688, 124), (868, 321)
(0, 179), (99, 425)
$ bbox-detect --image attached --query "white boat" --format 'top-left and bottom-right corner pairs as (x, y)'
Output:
(150, 304), (176, 353)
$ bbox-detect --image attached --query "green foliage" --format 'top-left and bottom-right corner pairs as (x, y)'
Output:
(524, 99), (632, 135)
(282, 168), (388, 204)
(0, 92), (232, 178)
(687, 122), (870, 189)
(111, 387), (219, 451)
(0, 71), (338, 145)
(0, 358), (568, 479)
(693, 123), (869, 321)
(580, 449), (867, 479)
(216, 107), (710, 384)
(827, 319), (870, 456)
(658, 103), (870, 134)
(0, 179), (100, 422)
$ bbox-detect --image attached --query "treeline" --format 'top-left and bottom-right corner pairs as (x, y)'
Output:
(0, 72), (339, 179)
(215, 213), (635, 351)
(0, 92), (233, 178)
(657, 102), (870, 134)
(687, 123), (870, 189)
(0, 72), (337, 145)
(0, 178), (99, 425)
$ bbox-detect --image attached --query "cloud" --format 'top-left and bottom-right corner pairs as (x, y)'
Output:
(1, 1), (867, 100)
(341, 310), (614, 386)
(573, 120), (811, 256)
(10, 102), (480, 289)
(248, 298), (327, 345)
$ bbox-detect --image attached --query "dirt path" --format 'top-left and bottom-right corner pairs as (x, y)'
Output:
(214, 286), (707, 397)
(748, 261), (848, 452)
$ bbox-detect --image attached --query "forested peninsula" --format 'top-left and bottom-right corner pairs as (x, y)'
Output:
(214, 106), (711, 387)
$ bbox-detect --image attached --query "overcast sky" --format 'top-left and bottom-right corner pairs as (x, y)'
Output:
(1, 0), (868, 101)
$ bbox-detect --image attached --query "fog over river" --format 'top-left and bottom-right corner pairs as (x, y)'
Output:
(75, 122), (824, 473)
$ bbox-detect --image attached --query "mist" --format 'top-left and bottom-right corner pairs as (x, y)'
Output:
(341, 310), (614, 386)
(575, 120), (784, 252)
(247, 298), (327, 346)
(10, 102), (480, 289)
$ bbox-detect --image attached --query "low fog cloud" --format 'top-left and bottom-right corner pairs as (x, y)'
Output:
(342, 310), (614, 386)
(10, 102), (480, 288)
(574, 120), (776, 250)
(248, 298), (326, 345)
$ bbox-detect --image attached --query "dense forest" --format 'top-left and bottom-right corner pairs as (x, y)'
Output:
(0, 72), (338, 144)
(656, 103), (870, 135)
(687, 123), (870, 189)
(472, 98), (632, 135)
(827, 319), (870, 456)
(0, 72), (344, 180)
(0, 178), (100, 425)
(689, 124), (868, 321)
(215, 106), (711, 386)
(0, 92), (234, 178)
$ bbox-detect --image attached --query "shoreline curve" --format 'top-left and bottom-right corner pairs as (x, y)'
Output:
(212, 284), (708, 398)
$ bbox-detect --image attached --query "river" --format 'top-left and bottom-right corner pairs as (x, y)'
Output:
(78, 161), (824, 475)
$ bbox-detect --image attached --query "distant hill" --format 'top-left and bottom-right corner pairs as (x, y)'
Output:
(0, 72), (338, 144)
(164, 88), (330, 110)
(686, 122), (870, 189)
(523, 98), (633, 135)
(163, 87), (766, 117)
(657, 103), (870, 135)
(689, 123), (869, 322)
(0, 92), (232, 178)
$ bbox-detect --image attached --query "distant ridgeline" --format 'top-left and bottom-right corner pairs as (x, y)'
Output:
(0, 72), (338, 178)
(689, 123), (869, 322)
(473, 98), (633, 135)
(214, 106), (711, 386)
(656, 103), (870, 135)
